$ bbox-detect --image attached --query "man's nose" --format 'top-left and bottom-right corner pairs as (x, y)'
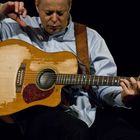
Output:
(51, 13), (58, 23)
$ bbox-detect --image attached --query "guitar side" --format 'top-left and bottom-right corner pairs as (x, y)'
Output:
(0, 39), (78, 116)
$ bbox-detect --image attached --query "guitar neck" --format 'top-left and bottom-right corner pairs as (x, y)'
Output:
(55, 74), (139, 86)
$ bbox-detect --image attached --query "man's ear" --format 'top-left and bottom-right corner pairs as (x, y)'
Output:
(36, 6), (39, 13)
(35, 0), (39, 13)
(68, 0), (72, 13)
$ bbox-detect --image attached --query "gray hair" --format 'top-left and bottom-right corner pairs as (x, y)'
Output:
(36, 0), (72, 6)
(68, 0), (72, 6)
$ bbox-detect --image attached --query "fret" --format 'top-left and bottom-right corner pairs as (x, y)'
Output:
(65, 74), (68, 84)
(70, 74), (73, 84)
(62, 74), (64, 84)
(59, 74), (63, 84)
(83, 75), (86, 85)
(71, 74), (75, 84)
(88, 75), (91, 85)
(101, 76), (104, 85)
(112, 77), (115, 85)
(107, 77), (111, 85)
(72, 74), (75, 84)
(81, 75), (83, 85)
(62, 74), (65, 84)
(98, 76), (101, 85)
(56, 74), (60, 83)
(97, 76), (100, 85)
(108, 77), (112, 85)
(114, 77), (120, 86)
(73, 74), (77, 84)
(107, 76), (109, 85)
(94, 76), (97, 85)
(77, 74), (80, 84)
(75, 74), (77, 84)
(86, 75), (89, 85)
(85, 75), (89, 85)
(65, 74), (69, 84)
(66, 74), (70, 84)
(112, 76), (114, 85)
(95, 75), (99, 85)
(68, 74), (71, 84)
(69, 74), (72, 84)
(82, 75), (85, 85)
(79, 75), (83, 84)
(92, 75), (96, 85)
(75, 74), (78, 84)
(101, 76), (106, 85)
(104, 76), (108, 85)
(94, 75), (98, 85)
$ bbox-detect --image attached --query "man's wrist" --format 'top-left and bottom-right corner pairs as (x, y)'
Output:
(0, 3), (3, 8)
(0, 3), (6, 20)
(0, 13), (6, 20)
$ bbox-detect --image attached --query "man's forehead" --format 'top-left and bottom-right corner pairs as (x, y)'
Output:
(37, 0), (70, 5)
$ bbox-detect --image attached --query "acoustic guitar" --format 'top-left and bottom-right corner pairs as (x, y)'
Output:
(0, 39), (137, 116)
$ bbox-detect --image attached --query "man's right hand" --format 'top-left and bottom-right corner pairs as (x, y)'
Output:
(0, 1), (27, 26)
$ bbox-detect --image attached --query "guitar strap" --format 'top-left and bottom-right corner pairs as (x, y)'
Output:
(74, 22), (90, 74)
(74, 22), (102, 107)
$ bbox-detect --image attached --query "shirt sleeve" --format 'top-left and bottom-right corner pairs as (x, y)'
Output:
(87, 28), (126, 107)
(0, 18), (26, 41)
(0, 18), (16, 41)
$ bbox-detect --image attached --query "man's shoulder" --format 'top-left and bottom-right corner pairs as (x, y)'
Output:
(1, 15), (40, 27)
(21, 15), (40, 27)
(1, 18), (17, 23)
(74, 22), (100, 34)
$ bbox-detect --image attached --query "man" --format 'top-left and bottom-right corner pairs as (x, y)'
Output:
(0, 0), (140, 140)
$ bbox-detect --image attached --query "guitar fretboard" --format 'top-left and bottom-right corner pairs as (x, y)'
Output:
(56, 74), (139, 86)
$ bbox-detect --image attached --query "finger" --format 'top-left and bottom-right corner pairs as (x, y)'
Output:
(19, 2), (24, 14)
(2, 1), (14, 13)
(22, 8), (27, 17)
(14, 2), (27, 17)
(18, 18), (27, 27)
(8, 13), (27, 27)
(120, 79), (130, 88)
(15, 16), (27, 27)
(7, 1), (15, 6)
(120, 81), (129, 93)
(137, 76), (140, 89)
(137, 76), (140, 86)
(14, 1), (20, 13)
(3, 1), (14, 12)
(130, 77), (137, 89)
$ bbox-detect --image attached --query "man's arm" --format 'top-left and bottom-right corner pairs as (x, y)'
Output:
(0, 1), (27, 26)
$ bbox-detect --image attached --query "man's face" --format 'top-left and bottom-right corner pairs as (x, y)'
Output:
(36, 0), (71, 34)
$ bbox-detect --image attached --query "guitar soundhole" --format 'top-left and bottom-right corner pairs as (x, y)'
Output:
(36, 69), (56, 90)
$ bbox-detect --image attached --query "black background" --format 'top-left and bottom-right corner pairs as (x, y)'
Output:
(1, 0), (140, 77)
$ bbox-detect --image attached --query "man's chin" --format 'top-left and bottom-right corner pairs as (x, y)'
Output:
(47, 29), (60, 35)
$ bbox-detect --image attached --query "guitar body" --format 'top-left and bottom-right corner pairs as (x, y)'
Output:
(0, 39), (78, 116)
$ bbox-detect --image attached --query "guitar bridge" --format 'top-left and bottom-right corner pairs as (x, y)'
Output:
(16, 63), (26, 93)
